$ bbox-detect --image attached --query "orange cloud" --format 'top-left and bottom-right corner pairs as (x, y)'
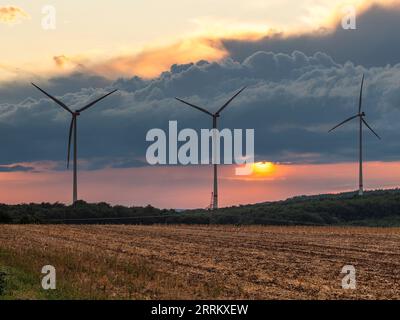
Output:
(91, 38), (227, 79)
(53, 55), (69, 68)
(0, 6), (29, 24)
(53, 38), (227, 79)
(53, 55), (87, 70)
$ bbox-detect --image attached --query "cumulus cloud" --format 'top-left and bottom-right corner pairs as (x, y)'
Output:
(223, 3), (400, 68)
(1, 50), (400, 170)
(0, 6), (29, 24)
(0, 73), (112, 104)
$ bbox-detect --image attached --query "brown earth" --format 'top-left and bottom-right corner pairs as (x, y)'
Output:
(0, 225), (399, 299)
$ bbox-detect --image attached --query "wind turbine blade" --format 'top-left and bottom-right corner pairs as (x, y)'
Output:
(67, 117), (75, 169)
(362, 118), (381, 140)
(31, 83), (73, 114)
(328, 115), (358, 132)
(77, 89), (118, 113)
(358, 74), (365, 113)
(216, 86), (247, 115)
(175, 98), (213, 116)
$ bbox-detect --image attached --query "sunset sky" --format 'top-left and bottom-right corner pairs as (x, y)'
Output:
(1, 0), (400, 208)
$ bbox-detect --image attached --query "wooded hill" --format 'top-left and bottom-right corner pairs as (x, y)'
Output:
(1, 189), (400, 226)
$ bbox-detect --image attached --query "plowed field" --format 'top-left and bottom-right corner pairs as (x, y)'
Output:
(0, 225), (399, 299)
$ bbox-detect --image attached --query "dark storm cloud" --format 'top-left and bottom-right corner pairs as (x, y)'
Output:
(223, 4), (400, 68)
(0, 73), (112, 104)
(1, 50), (400, 169)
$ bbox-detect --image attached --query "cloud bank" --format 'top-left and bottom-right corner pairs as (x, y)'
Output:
(1, 49), (400, 171)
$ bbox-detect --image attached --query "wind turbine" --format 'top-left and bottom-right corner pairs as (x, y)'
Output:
(329, 75), (381, 196)
(176, 87), (246, 210)
(32, 83), (118, 204)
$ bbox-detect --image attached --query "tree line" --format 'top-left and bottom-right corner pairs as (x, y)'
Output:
(1, 189), (400, 226)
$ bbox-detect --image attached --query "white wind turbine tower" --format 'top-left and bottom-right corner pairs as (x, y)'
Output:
(32, 83), (118, 204)
(176, 87), (246, 210)
(329, 75), (381, 196)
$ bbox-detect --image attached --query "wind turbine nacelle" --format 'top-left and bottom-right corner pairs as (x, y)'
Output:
(74, 111), (81, 116)
(360, 112), (366, 117)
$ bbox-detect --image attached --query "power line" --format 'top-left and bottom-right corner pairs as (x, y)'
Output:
(42, 214), (329, 226)
(44, 214), (186, 222)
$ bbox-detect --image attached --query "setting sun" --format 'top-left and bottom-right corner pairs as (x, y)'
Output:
(252, 162), (277, 176)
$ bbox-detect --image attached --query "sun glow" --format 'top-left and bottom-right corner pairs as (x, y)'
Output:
(252, 162), (277, 176)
